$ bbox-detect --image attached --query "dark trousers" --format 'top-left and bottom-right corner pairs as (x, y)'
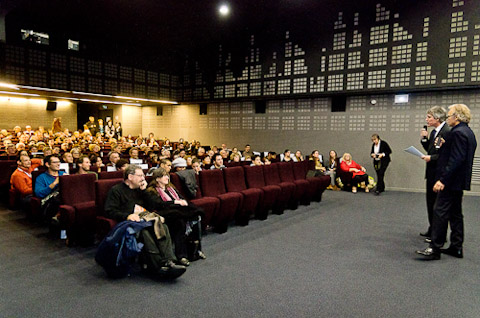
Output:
(431, 189), (464, 251)
(374, 162), (389, 192)
(352, 174), (368, 185)
(425, 180), (437, 236)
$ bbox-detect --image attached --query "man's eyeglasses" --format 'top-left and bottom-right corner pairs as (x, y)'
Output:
(131, 173), (145, 177)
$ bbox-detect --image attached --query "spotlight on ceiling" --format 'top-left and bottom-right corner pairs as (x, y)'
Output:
(218, 4), (230, 16)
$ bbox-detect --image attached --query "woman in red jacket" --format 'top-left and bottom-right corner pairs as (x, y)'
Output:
(339, 153), (369, 193)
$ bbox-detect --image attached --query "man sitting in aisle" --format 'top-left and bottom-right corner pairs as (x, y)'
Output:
(10, 154), (43, 212)
(104, 165), (186, 278)
(210, 153), (226, 170)
(35, 155), (66, 222)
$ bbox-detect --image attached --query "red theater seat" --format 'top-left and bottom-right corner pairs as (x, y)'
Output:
(199, 169), (243, 233)
(94, 178), (123, 240)
(243, 165), (283, 218)
(293, 161), (329, 202)
(263, 163), (297, 210)
(277, 162), (311, 205)
(58, 173), (97, 246)
(223, 166), (262, 225)
(98, 170), (124, 179)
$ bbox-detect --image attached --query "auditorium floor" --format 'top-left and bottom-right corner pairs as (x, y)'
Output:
(1, 190), (480, 318)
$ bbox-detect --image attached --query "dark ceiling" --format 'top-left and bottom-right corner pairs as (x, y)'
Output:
(4, 0), (425, 72)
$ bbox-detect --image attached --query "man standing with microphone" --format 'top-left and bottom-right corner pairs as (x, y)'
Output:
(419, 106), (450, 241)
(417, 104), (477, 260)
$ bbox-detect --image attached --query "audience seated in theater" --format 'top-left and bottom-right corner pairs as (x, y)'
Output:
(35, 155), (66, 222)
(70, 147), (81, 163)
(107, 151), (121, 170)
(231, 152), (241, 163)
(339, 153), (370, 194)
(202, 156), (211, 165)
(116, 159), (129, 171)
(309, 150), (326, 173)
(325, 150), (340, 190)
(129, 148), (140, 160)
(282, 149), (293, 162)
(2, 143), (17, 157)
(89, 155), (104, 173)
(146, 168), (206, 265)
(263, 157), (272, 165)
(191, 158), (202, 174)
(251, 155), (264, 166)
(242, 144), (254, 160)
(172, 157), (187, 172)
(210, 153), (225, 170)
(10, 153), (43, 212)
(293, 150), (304, 162)
(62, 152), (74, 164)
(266, 151), (277, 162)
(103, 164), (186, 278)
(229, 147), (240, 161)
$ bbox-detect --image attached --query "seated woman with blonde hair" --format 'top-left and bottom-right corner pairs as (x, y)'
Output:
(339, 153), (369, 193)
(146, 168), (206, 265)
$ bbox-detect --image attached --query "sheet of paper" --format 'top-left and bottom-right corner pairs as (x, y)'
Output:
(404, 146), (425, 158)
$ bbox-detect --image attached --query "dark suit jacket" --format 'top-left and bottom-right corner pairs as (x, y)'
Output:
(371, 140), (392, 166)
(435, 122), (477, 191)
(421, 123), (451, 181)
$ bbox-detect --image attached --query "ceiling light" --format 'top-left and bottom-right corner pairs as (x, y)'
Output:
(0, 91), (40, 97)
(219, 4), (230, 16)
(0, 82), (19, 90)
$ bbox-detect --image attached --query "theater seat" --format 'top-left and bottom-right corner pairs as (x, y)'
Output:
(58, 174), (97, 246)
(98, 170), (124, 179)
(293, 161), (329, 202)
(263, 163), (297, 210)
(223, 166), (263, 225)
(243, 165), (283, 218)
(199, 169), (243, 233)
(277, 162), (311, 206)
(170, 173), (219, 231)
(95, 178), (123, 240)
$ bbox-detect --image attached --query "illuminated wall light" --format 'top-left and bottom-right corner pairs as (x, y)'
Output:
(56, 101), (72, 107)
(394, 94), (409, 104)
(114, 95), (178, 104)
(219, 4), (230, 16)
(0, 83), (19, 90)
(0, 91), (40, 97)
(19, 85), (70, 93)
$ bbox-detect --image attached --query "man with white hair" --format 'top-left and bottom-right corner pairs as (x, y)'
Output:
(417, 104), (477, 260)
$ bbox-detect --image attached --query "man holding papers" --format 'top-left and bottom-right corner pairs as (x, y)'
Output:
(418, 106), (450, 240)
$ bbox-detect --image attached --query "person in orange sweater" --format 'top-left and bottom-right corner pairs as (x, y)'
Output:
(339, 153), (369, 193)
(10, 154), (43, 211)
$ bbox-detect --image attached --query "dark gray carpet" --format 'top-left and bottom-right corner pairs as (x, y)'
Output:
(1, 190), (479, 318)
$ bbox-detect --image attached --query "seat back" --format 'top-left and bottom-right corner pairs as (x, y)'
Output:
(243, 165), (266, 188)
(98, 170), (124, 179)
(169, 173), (188, 198)
(59, 173), (96, 205)
(263, 163), (282, 185)
(292, 161), (308, 180)
(277, 162), (296, 183)
(95, 178), (123, 217)
(199, 169), (226, 197)
(223, 166), (247, 192)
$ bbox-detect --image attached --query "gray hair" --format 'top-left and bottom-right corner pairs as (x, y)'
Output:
(427, 106), (447, 122)
(449, 104), (471, 123)
(124, 164), (141, 180)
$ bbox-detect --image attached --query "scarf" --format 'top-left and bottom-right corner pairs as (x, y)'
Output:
(156, 186), (180, 202)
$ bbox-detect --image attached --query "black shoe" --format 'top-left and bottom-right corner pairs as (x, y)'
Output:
(419, 231), (431, 237)
(155, 260), (186, 279)
(440, 246), (463, 258)
(374, 190), (380, 196)
(416, 247), (441, 260)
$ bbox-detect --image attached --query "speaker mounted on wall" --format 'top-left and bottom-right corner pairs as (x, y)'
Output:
(331, 96), (346, 112)
(46, 101), (57, 111)
(199, 103), (208, 115)
(255, 100), (267, 114)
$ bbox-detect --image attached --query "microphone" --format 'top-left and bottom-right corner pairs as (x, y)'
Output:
(421, 125), (428, 142)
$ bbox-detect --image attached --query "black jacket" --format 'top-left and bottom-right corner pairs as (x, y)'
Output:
(421, 123), (451, 181)
(435, 122), (477, 191)
(370, 140), (392, 166)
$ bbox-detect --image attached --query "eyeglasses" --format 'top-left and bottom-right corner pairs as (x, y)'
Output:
(131, 173), (145, 178)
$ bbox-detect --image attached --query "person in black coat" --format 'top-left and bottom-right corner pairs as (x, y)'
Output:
(370, 134), (392, 195)
(417, 104), (477, 260)
(419, 106), (451, 239)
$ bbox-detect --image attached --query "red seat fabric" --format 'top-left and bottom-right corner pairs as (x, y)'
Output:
(98, 170), (124, 179)
(243, 165), (283, 217)
(170, 173), (219, 230)
(223, 166), (263, 225)
(199, 169), (243, 233)
(263, 163), (297, 210)
(58, 174), (97, 245)
(277, 162), (311, 205)
(95, 178), (123, 239)
(292, 161), (328, 202)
